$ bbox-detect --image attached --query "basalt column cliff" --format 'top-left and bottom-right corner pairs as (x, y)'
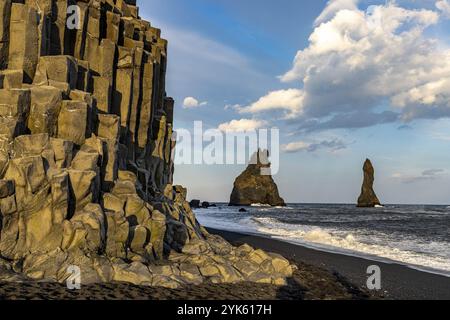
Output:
(0, 0), (293, 287)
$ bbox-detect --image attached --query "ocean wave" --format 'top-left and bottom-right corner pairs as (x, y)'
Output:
(250, 203), (272, 207)
(275, 206), (295, 210)
(256, 225), (450, 275)
(195, 206), (450, 276)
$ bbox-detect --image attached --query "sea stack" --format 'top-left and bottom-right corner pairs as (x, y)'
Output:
(357, 159), (381, 207)
(0, 0), (293, 288)
(229, 150), (286, 207)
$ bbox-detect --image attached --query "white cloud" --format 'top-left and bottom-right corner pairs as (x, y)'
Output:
(238, 89), (304, 118)
(315, 0), (359, 26)
(392, 169), (445, 184)
(282, 139), (348, 153)
(218, 119), (268, 132)
(224, 103), (242, 111)
(183, 96), (207, 109)
(282, 141), (310, 153)
(391, 79), (450, 120)
(245, 2), (450, 131)
(436, 0), (450, 17)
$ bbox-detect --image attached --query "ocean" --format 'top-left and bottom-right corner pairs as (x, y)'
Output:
(195, 204), (450, 277)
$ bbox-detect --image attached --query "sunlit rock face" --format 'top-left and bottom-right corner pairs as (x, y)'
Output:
(357, 159), (381, 208)
(0, 0), (293, 288)
(230, 150), (286, 207)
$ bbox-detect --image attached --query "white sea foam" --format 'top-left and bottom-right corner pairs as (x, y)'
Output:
(253, 219), (450, 276)
(251, 203), (272, 207)
(195, 209), (450, 276)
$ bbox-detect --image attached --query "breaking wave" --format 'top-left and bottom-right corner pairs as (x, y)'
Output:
(195, 204), (450, 277)
(252, 217), (450, 275)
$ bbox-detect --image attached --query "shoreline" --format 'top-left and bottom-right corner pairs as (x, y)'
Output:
(208, 228), (450, 300)
(206, 225), (450, 278)
(0, 228), (447, 300)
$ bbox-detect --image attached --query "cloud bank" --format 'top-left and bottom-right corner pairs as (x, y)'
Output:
(392, 169), (446, 184)
(436, 0), (450, 17)
(237, 89), (304, 118)
(240, 2), (450, 132)
(282, 138), (348, 153)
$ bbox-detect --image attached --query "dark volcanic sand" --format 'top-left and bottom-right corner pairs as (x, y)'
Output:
(0, 264), (369, 300)
(0, 231), (374, 300)
(208, 228), (450, 300)
(3, 227), (448, 300)
(0, 256), (371, 300)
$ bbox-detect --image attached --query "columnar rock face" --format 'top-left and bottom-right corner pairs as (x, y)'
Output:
(357, 159), (381, 208)
(230, 150), (286, 207)
(0, 0), (293, 287)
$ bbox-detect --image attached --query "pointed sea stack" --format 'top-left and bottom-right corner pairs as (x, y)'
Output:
(357, 159), (381, 207)
(229, 150), (286, 207)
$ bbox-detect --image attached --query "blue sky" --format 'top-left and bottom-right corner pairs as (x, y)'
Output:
(140, 0), (450, 204)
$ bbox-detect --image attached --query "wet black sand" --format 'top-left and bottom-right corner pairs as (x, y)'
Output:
(0, 229), (374, 300)
(2, 227), (446, 300)
(0, 263), (369, 300)
(208, 228), (450, 300)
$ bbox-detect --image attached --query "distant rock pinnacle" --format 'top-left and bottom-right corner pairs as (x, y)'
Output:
(357, 159), (381, 207)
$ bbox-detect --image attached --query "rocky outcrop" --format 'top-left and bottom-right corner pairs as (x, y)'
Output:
(189, 200), (201, 209)
(230, 150), (286, 207)
(0, 0), (294, 288)
(357, 159), (381, 207)
(188, 200), (213, 209)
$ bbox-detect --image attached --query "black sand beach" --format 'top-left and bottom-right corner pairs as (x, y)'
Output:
(0, 234), (371, 300)
(1, 228), (448, 300)
(0, 264), (368, 300)
(208, 228), (450, 300)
